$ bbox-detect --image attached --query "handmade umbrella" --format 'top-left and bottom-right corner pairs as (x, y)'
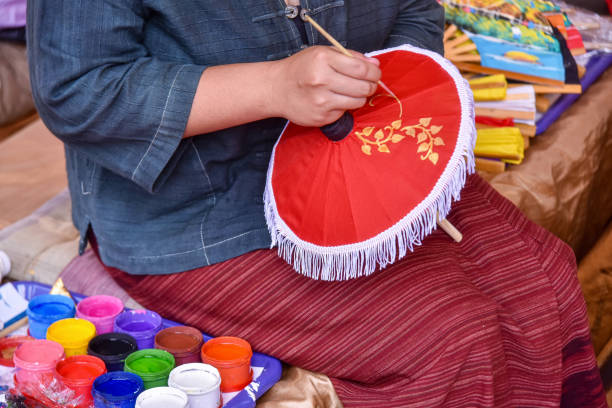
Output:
(264, 21), (476, 281)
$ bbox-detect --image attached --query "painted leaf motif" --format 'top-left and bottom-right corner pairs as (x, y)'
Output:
(391, 120), (402, 130)
(433, 137), (445, 146)
(417, 142), (429, 153)
(391, 134), (405, 143)
(402, 127), (416, 137)
(374, 129), (384, 140)
(361, 144), (372, 155)
(429, 152), (439, 164)
(419, 117), (432, 127)
(417, 133), (427, 144)
(378, 144), (390, 153)
(362, 127), (374, 136)
(430, 125), (443, 135)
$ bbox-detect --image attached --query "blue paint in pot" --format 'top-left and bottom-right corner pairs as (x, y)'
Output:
(93, 371), (144, 407)
(27, 294), (76, 339)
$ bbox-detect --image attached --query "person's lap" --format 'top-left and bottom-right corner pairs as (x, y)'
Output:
(71, 175), (605, 407)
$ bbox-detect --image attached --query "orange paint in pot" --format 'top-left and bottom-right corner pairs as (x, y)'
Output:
(57, 355), (107, 407)
(200, 337), (252, 393)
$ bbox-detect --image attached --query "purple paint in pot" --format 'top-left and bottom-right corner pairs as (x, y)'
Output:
(114, 310), (162, 350)
(77, 295), (124, 334)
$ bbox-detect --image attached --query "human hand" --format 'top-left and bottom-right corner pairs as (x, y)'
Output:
(271, 46), (381, 127)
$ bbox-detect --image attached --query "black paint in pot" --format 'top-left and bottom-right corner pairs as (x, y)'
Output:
(88, 332), (138, 372)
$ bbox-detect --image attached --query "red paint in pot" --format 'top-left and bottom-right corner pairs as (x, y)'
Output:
(201, 337), (252, 393)
(155, 326), (203, 366)
(57, 355), (107, 407)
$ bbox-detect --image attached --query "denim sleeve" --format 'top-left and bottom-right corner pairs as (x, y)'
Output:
(26, 0), (206, 193)
(384, 0), (445, 55)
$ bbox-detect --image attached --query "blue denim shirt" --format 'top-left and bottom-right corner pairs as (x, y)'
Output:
(27, 0), (444, 275)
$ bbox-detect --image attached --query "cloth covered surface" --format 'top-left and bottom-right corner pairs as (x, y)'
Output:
(0, 41), (34, 127)
(75, 175), (605, 407)
(578, 221), (612, 407)
(481, 67), (612, 261)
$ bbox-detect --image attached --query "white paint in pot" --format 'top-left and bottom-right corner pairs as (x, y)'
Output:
(168, 363), (222, 408)
(135, 387), (189, 408)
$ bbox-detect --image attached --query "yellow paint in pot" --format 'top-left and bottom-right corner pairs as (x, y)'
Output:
(47, 318), (97, 357)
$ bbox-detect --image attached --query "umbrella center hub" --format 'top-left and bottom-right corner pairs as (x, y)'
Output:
(320, 111), (354, 142)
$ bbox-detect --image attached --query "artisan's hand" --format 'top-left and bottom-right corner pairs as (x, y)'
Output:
(271, 46), (381, 127)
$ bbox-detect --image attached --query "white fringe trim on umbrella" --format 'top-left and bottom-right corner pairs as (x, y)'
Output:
(264, 43), (477, 281)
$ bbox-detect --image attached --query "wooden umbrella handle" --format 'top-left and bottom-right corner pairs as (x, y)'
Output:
(437, 218), (463, 243)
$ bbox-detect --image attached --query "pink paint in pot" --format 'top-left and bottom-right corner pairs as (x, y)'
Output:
(13, 339), (65, 386)
(57, 355), (107, 408)
(77, 295), (124, 334)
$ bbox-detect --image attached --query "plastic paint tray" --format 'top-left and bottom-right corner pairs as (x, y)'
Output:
(12, 281), (282, 408)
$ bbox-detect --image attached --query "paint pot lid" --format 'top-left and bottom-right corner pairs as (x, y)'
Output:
(27, 294), (76, 322)
(155, 326), (203, 356)
(135, 387), (188, 408)
(168, 363), (221, 395)
(93, 371), (144, 401)
(201, 336), (252, 367)
(0, 336), (35, 367)
(13, 339), (65, 370)
(57, 355), (107, 385)
(88, 332), (138, 362)
(77, 295), (124, 319)
(47, 318), (97, 347)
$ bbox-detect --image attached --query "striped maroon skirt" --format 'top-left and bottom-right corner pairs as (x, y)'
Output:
(92, 175), (605, 407)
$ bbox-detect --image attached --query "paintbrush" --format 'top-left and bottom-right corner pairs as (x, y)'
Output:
(303, 14), (398, 100)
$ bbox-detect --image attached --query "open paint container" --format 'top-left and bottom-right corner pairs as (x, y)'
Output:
(57, 355), (107, 407)
(46, 318), (97, 356)
(135, 386), (189, 408)
(124, 349), (175, 389)
(27, 294), (76, 339)
(92, 371), (144, 407)
(155, 325), (203, 366)
(76, 295), (124, 334)
(13, 339), (65, 385)
(201, 336), (253, 392)
(168, 363), (222, 408)
(88, 332), (139, 372)
(0, 336), (34, 367)
(114, 310), (162, 350)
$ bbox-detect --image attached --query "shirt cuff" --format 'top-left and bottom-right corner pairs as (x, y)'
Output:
(130, 64), (206, 193)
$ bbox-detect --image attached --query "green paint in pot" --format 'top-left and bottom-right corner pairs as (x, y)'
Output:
(124, 349), (175, 389)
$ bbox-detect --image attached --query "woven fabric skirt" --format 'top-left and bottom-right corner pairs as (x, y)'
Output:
(83, 175), (605, 407)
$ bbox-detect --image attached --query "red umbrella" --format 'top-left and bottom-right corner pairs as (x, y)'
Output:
(264, 43), (476, 280)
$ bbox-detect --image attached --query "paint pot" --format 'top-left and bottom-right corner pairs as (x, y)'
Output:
(124, 349), (175, 389)
(88, 332), (139, 372)
(27, 294), (76, 339)
(76, 295), (124, 334)
(46, 318), (97, 356)
(155, 326), (203, 366)
(114, 310), (162, 350)
(135, 386), (189, 408)
(201, 336), (253, 392)
(56, 355), (107, 407)
(0, 336), (34, 367)
(13, 339), (64, 385)
(168, 363), (222, 408)
(92, 371), (144, 408)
